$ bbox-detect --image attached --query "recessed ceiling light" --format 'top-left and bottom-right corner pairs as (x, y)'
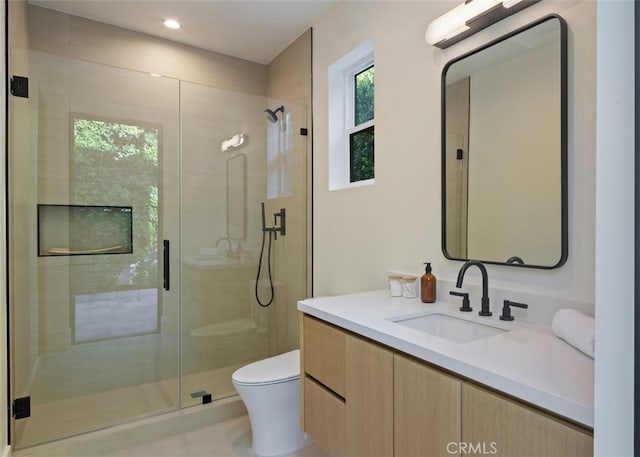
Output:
(163, 19), (181, 30)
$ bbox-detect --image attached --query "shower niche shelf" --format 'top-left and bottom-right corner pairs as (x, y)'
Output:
(37, 204), (133, 256)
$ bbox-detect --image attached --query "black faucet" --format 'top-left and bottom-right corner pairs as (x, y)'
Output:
(456, 260), (491, 316)
(500, 300), (528, 321)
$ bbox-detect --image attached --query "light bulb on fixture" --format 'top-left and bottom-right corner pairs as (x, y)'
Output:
(163, 19), (181, 30)
(502, 0), (524, 8)
(425, 0), (541, 49)
(221, 134), (246, 152)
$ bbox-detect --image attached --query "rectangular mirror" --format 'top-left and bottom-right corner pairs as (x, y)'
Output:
(442, 15), (567, 268)
(226, 152), (246, 240)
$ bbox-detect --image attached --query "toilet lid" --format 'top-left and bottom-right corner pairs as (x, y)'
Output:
(232, 349), (300, 385)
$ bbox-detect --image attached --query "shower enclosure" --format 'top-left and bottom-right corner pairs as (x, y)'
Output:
(8, 47), (307, 448)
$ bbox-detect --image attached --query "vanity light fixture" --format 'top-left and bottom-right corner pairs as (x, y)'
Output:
(425, 0), (541, 49)
(163, 19), (181, 30)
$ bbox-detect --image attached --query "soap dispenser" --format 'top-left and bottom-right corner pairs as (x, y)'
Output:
(421, 262), (436, 303)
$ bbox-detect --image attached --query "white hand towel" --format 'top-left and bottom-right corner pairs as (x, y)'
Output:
(551, 309), (595, 358)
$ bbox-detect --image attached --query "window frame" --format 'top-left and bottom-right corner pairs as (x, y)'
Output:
(328, 39), (375, 191)
(345, 59), (375, 185)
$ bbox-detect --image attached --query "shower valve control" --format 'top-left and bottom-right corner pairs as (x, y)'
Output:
(273, 209), (286, 238)
(261, 203), (286, 239)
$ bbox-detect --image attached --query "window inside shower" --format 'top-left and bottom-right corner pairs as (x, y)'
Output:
(70, 116), (160, 343)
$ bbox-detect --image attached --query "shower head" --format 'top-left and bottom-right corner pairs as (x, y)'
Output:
(264, 105), (284, 123)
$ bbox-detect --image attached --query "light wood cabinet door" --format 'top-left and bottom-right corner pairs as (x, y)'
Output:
(303, 315), (346, 397)
(346, 334), (394, 457)
(304, 376), (346, 457)
(394, 354), (462, 457)
(462, 383), (593, 457)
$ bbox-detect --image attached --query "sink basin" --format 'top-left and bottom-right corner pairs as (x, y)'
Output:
(390, 312), (506, 344)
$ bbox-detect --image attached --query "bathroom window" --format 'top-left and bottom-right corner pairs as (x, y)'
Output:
(71, 115), (161, 343)
(328, 39), (375, 190)
(349, 65), (375, 182)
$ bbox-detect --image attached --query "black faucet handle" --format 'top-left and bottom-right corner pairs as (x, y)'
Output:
(499, 300), (528, 321)
(450, 291), (472, 312)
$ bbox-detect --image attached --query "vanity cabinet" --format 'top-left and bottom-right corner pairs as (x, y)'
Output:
(300, 313), (593, 457)
(303, 376), (345, 457)
(303, 314), (346, 397)
(462, 383), (593, 457)
(345, 333), (394, 457)
(301, 315), (393, 457)
(395, 354), (462, 457)
(301, 315), (346, 456)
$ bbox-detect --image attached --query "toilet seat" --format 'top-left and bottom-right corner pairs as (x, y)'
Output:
(232, 349), (300, 386)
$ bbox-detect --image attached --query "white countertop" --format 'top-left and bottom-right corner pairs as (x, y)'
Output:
(298, 290), (594, 428)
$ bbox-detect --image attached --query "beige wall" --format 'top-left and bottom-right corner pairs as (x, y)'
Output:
(312, 0), (596, 306)
(16, 5), (267, 95)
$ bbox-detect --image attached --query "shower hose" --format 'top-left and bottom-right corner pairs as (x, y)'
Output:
(255, 227), (275, 307)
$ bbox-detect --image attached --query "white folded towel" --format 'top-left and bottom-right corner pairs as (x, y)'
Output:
(551, 309), (595, 358)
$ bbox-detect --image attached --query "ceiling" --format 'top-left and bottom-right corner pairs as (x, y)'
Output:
(28, 0), (339, 65)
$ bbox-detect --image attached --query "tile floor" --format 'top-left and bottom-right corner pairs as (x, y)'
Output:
(106, 415), (327, 457)
(14, 413), (328, 457)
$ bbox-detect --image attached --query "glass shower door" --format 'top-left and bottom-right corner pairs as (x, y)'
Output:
(179, 81), (308, 405)
(8, 49), (181, 448)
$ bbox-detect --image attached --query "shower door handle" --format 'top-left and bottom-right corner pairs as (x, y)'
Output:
(163, 239), (170, 291)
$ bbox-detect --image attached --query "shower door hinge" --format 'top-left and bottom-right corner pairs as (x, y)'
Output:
(12, 396), (31, 419)
(299, 128), (308, 136)
(190, 390), (212, 405)
(10, 76), (29, 98)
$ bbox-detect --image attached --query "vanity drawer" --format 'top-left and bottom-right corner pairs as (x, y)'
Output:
(303, 315), (346, 397)
(304, 376), (345, 457)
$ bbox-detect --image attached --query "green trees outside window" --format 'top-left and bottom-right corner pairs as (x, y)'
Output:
(73, 117), (159, 288)
(350, 126), (375, 182)
(355, 65), (374, 125)
(351, 65), (374, 182)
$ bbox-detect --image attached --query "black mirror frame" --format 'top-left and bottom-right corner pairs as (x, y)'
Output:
(440, 14), (568, 269)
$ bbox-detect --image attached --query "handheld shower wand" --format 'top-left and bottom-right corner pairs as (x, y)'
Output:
(255, 203), (286, 307)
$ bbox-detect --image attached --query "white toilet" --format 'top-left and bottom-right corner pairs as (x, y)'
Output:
(232, 349), (310, 457)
